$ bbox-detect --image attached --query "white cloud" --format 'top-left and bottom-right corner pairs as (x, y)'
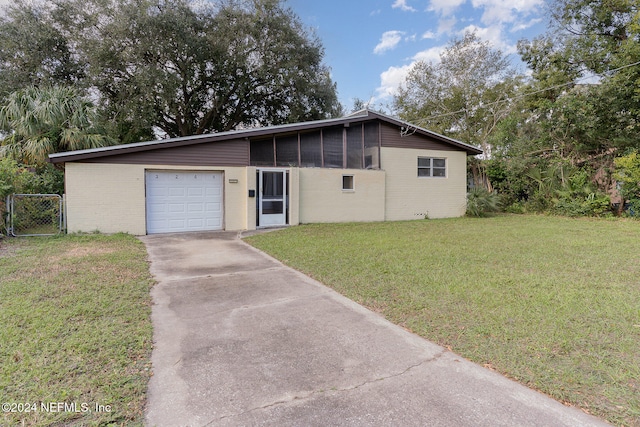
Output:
(427, 0), (543, 38)
(392, 0), (417, 12)
(422, 30), (436, 39)
(437, 17), (458, 34)
(471, 0), (544, 25)
(459, 24), (517, 55)
(412, 46), (445, 63)
(406, 33), (418, 42)
(511, 17), (543, 32)
(374, 30), (405, 54)
(375, 64), (413, 100)
(374, 45), (447, 102)
(428, 0), (467, 16)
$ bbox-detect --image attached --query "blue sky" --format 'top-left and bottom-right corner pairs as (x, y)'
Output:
(286, 0), (549, 111)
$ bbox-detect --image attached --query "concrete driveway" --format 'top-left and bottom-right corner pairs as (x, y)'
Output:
(141, 231), (609, 427)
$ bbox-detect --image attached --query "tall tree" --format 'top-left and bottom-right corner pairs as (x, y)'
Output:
(393, 32), (520, 157)
(485, 0), (640, 212)
(551, 0), (639, 73)
(518, 0), (640, 154)
(0, 0), (341, 141)
(0, 1), (84, 98)
(0, 86), (114, 165)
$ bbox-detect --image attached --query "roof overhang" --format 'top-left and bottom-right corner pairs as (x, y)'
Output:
(48, 110), (482, 164)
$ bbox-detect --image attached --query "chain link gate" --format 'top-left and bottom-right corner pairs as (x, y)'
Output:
(6, 194), (63, 236)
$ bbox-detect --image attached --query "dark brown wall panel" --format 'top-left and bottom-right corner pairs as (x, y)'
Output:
(380, 122), (457, 151)
(84, 139), (249, 166)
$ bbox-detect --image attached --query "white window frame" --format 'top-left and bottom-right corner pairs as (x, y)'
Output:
(418, 157), (446, 178)
(342, 174), (355, 191)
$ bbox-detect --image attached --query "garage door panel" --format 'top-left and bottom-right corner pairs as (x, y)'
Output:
(187, 219), (205, 227)
(205, 202), (221, 212)
(146, 171), (224, 234)
(148, 187), (168, 197)
(187, 203), (204, 212)
(147, 203), (169, 216)
(168, 219), (186, 229)
(206, 218), (222, 227)
(168, 187), (186, 197)
(187, 187), (204, 197)
(169, 203), (186, 213)
(205, 187), (221, 197)
(147, 219), (165, 229)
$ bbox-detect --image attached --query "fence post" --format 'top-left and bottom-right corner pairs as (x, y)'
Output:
(62, 193), (67, 233)
(8, 194), (14, 236)
(2, 195), (8, 236)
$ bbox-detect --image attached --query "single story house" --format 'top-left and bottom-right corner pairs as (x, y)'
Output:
(48, 109), (482, 235)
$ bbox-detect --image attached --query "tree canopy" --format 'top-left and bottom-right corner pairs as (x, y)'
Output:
(0, 1), (84, 97)
(393, 32), (521, 156)
(0, 0), (341, 142)
(393, 0), (640, 216)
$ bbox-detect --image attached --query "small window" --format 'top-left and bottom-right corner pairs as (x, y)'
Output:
(342, 175), (354, 191)
(418, 157), (446, 178)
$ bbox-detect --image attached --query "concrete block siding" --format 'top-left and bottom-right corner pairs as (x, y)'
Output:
(382, 147), (467, 220)
(65, 149), (468, 235)
(65, 163), (248, 235)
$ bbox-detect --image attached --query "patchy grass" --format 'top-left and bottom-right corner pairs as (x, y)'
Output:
(245, 215), (640, 426)
(0, 234), (154, 427)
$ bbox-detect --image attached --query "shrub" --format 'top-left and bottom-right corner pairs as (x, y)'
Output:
(625, 199), (640, 217)
(553, 192), (612, 217)
(0, 158), (63, 197)
(552, 170), (612, 217)
(0, 158), (64, 234)
(0, 157), (35, 198)
(613, 151), (640, 217)
(504, 201), (525, 214)
(466, 188), (501, 217)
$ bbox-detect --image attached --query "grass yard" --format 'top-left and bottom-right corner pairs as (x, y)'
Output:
(0, 234), (154, 427)
(245, 215), (640, 427)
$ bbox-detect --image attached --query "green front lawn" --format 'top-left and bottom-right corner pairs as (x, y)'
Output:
(245, 215), (640, 426)
(0, 234), (154, 427)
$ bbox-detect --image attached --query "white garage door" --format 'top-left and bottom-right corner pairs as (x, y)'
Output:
(146, 171), (223, 234)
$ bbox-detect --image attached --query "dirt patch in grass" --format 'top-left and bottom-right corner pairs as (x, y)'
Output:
(62, 243), (118, 258)
(0, 238), (22, 258)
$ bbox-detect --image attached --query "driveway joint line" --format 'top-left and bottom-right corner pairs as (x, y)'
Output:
(162, 290), (335, 320)
(153, 266), (293, 283)
(203, 349), (448, 425)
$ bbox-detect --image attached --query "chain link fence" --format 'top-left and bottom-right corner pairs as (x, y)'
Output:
(5, 194), (63, 236)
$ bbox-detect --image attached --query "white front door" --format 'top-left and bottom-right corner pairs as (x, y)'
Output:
(258, 169), (288, 227)
(145, 171), (223, 234)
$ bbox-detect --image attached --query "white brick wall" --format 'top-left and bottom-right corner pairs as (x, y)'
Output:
(381, 147), (467, 220)
(298, 168), (386, 223)
(64, 151), (467, 235)
(65, 163), (249, 234)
